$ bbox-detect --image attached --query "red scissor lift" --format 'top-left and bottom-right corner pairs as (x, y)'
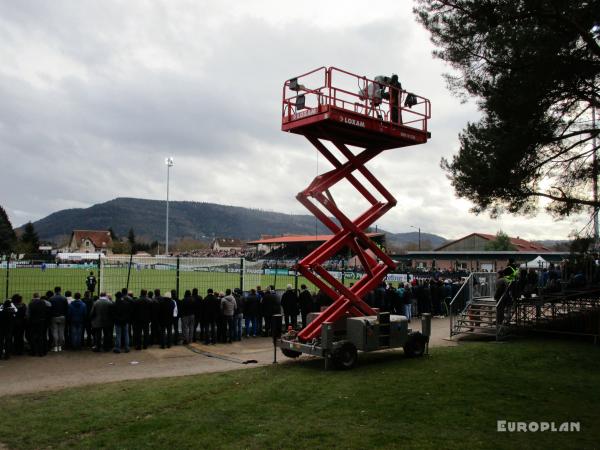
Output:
(278, 67), (431, 367)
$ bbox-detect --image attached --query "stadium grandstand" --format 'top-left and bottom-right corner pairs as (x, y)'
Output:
(247, 233), (386, 261)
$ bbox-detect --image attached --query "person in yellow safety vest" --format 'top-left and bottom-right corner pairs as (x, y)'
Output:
(494, 258), (519, 324)
(503, 260), (520, 283)
(495, 258), (519, 299)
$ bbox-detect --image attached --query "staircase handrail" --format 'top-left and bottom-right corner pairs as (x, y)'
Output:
(449, 273), (472, 309)
(449, 273), (473, 336)
(494, 280), (515, 338)
(449, 272), (499, 337)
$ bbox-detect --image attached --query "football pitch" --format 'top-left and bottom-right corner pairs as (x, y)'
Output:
(0, 266), (322, 301)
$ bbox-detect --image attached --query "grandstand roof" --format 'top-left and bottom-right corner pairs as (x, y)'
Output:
(435, 233), (550, 252)
(247, 233), (384, 245)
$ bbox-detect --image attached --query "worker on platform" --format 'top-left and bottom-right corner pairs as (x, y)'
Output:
(494, 258), (519, 323)
(388, 74), (402, 124)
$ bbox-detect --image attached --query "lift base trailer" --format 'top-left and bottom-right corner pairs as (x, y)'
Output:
(278, 312), (431, 370)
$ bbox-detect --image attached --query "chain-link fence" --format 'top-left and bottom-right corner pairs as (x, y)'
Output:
(1, 256), (100, 301)
(2, 254), (421, 301)
(100, 256), (249, 295)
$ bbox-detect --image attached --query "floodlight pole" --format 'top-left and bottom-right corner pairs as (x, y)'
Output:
(165, 157), (174, 255)
(410, 225), (421, 251)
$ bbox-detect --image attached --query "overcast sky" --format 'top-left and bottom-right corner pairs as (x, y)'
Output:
(0, 0), (591, 241)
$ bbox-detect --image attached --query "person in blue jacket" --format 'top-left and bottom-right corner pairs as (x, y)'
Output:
(68, 293), (87, 350)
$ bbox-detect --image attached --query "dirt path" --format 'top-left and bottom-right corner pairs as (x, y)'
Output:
(0, 317), (456, 397)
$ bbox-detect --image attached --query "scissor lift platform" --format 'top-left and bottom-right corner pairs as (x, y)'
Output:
(282, 104), (429, 149)
(282, 66), (430, 149)
(278, 67), (431, 365)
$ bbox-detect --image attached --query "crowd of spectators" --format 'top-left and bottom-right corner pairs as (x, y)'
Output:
(174, 248), (256, 258)
(0, 277), (464, 360)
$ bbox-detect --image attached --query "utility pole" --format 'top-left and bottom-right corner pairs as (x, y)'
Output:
(410, 225), (421, 251)
(165, 157), (174, 255)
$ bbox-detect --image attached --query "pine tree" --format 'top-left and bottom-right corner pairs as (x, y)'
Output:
(415, 0), (600, 217)
(484, 231), (516, 251)
(20, 222), (40, 254)
(0, 205), (16, 254)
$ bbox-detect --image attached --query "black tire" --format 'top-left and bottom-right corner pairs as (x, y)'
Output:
(403, 332), (427, 358)
(332, 341), (358, 370)
(281, 348), (302, 358)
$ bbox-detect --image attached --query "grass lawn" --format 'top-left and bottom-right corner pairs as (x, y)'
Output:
(0, 338), (598, 449)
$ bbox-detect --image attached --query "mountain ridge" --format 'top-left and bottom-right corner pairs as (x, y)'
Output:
(25, 197), (448, 248)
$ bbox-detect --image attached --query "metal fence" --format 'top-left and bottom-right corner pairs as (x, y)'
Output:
(1, 255), (261, 300)
(2, 254), (453, 301)
(100, 256), (261, 296)
(1, 256), (100, 301)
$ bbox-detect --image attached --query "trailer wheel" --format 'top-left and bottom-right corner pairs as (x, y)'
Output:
(403, 332), (427, 358)
(281, 348), (302, 358)
(332, 342), (358, 370)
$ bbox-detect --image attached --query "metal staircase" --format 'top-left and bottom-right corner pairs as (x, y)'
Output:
(453, 297), (499, 337)
(449, 272), (513, 340)
(450, 272), (600, 342)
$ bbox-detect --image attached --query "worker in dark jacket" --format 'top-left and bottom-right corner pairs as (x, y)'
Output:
(82, 291), (95, 347)
(262, 286), (280, 337)
(384, 284), (398, 314)
(68, 293), (87, 350)
(202, 289), (218, 345)
(12, 294), (27, 355)
(298, 284), (313, 328)
(157, 290), (174, 349)
(132, 289), (151, 350)
(49, 286), (68, 352)
(171, 289), (181, 345)
(244, 289), (259, 337)
(90, 293), (114, 352)
(149, 291), (160, 345)
(192, 288), (203, 342)
(280, 284), (299, 329)
(0, 298), (17, 359)
(233, 288), (244, 341)
(220, 289), (236, 343)
(180, 290), (195, 344)
(27, 293), (49, 356)
(256, 286), (265, 336)
(113, 292), (133, 353)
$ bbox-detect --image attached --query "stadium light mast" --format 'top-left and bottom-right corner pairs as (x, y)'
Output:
(410, 225), (421, 251)
(165, 157), (174, 255)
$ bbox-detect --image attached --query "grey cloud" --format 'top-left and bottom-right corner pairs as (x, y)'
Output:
(0, 1), (590, 240)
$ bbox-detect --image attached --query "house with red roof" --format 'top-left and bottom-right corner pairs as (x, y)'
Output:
(398, 232), (563, 273)
(68, 230), (113, 255)
(435, 233), (551, 253)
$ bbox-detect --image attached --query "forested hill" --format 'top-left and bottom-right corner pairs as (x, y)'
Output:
(28, 198), (328, 244)
(27, 197), (448, 247)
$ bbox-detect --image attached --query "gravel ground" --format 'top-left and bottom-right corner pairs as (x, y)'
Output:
(0, 316), (456, 396)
